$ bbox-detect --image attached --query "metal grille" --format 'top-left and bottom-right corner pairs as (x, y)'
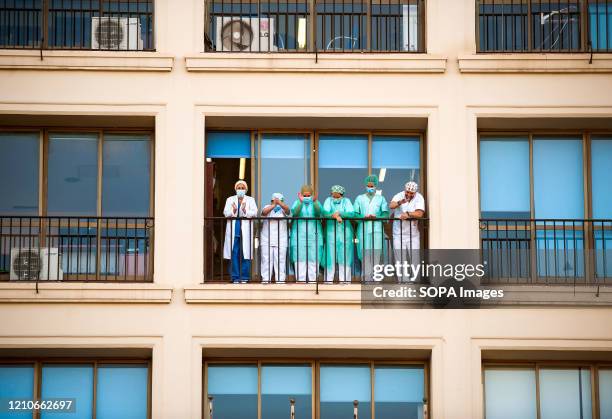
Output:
(477, 0), (612, 52)
(206, 0), (425, 52)
(0, 0), (154, 50)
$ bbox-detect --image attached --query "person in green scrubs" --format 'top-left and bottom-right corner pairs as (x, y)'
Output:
(322, 185), (355, 284)
(290, 185), (323, 283)
(353, 175), (389, 281)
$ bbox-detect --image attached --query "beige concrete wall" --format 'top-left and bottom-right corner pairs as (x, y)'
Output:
(1, 0), (612, 418)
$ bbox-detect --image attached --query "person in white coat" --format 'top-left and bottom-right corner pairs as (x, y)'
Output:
(223, 180), (258, 283)
(260, 192), (291, 284)
(389, 181), (425, 280)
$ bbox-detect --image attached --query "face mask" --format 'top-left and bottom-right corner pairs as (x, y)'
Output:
(333, 198), (342, 204)
(366, 187), (376, 194)
(273, 205), (282, 213)
(236, 190), (246, 198)
(303, 196), (312, 204)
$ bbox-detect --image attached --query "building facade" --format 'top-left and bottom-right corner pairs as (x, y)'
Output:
(0, 0), (612, 418)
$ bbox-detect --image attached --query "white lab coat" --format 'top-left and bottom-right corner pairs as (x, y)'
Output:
(391, 191), (425, 250)
(223, 195), (258, 260)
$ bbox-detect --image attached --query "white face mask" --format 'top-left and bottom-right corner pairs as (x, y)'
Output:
(236, 189), (246, 198)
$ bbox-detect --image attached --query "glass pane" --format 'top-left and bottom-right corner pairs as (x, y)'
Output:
(589, 1), (612, 51)
(478, 0), (528, 52)
(40, 364), (93, 419)
(372, 135), (420, 200)
(0, 364), (34, 419)
(374, 365), (424, 419)
(320, 365), (371, 419)
(539, 368), (592, 419)
(0, 132), (39, 215)
(316, 0), (367, 51)
(102, 134), (151, 217)
(260, 134), (310, 208)
(533, 137), (584, 219)
(318, 134), (368, 200)
(96, 364), (148, 419)
(47, 133), (98, 216)
(591, 137), (612, 218)
(0, 1), (43, 48)
(206, 131), (251, 158)
(600, 370), (612, 419)
(484, 368), (537, 419)
(261, 364), (312, 419)
(479, 137), (530, 219)
(207, 364), (258, 419)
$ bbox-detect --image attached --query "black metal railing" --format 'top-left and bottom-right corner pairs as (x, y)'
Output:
(0, 216), (154, 282)
(477, 0), (612, 53)
(0, 0), (154, 50)
(480, 218), (612, 284)
(204, 216), (428, 283)
(205, 0), (425, 52)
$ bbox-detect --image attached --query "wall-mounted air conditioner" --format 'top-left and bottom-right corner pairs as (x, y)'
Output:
(10, 247), (63, 281)
(91, 16), (143, 50)
(215, 17), (277, 52)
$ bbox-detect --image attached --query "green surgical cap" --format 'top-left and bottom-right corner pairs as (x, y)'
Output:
(331, 185), (345, 195)
(364, 175), (379, 186)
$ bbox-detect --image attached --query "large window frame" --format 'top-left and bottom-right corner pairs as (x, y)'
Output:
(482, 361), (612, 419)
(0, 358), (152, 419)
(203, 359), (430, 419)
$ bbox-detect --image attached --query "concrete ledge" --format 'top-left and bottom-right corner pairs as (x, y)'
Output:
(185, 53), (447, 73)
(458, 53), (612, 73)
(0, 282), (173, 303)
(185, 283), (612, 306)
(185, 284), (363, 304)
(0, 50), (174, 71)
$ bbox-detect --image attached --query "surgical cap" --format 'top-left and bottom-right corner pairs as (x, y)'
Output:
(405, 181), (418, 192)
(234, 180), (248, 190)
(272, 192), (284, 201)
(331, 185), (345, 195)
(364, 175), (379, 186)
(300, 184), (314, 194)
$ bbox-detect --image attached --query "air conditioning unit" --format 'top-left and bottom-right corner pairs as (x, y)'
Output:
(402, 4), (419, 52)
(10, 248), (63, 281)
(91, 16), (143, 50)
(215, 17), (277, 52)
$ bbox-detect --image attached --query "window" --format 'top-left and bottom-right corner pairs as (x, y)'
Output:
(318, 134), (368, 200)
(476, 0), (610, 52)
(372, 135), (420, 200)
(0, 132), (39, 215)
(0, 0), (154, 50)
(205, 362), (427, 419)
(205, 0), (425, 52)
(0, 361), (150, 419)
(483, 364), (609, 419)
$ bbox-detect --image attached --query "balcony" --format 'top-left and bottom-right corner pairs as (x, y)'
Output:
(0, 215), (154, 283)
(480, 218), (612, 284)
(204, 0), (425, 53)
(0, 0), (154, 51)
(476, 0), (612, 53)
(203, 216), (428, 284)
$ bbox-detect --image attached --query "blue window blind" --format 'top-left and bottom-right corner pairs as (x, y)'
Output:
(372, 136), (420, 198)
(96, 364), (148, 419)
(40, 364), (94, 419)
(260, 134), (310, 207)
(261, 364), (312, 419)
(47, 133), (98, 216)
(589, 2), (612, 51)
(539, 369), (592, 419)
(484, 369), (537, 419)
(591, 137), (612, 218)
(206, 131), (251, 158)
(533, 137), (584, 219)
(102, 134), (151, 217)
(320, 365), (371, 419)
(318, 134), (368, 200)
(207, 365), (258, 419)
(0, 132), (40, 215)
(479, 137), (530, 219)
(0, 365), (34, 419)
(374, 365), (425, 419)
